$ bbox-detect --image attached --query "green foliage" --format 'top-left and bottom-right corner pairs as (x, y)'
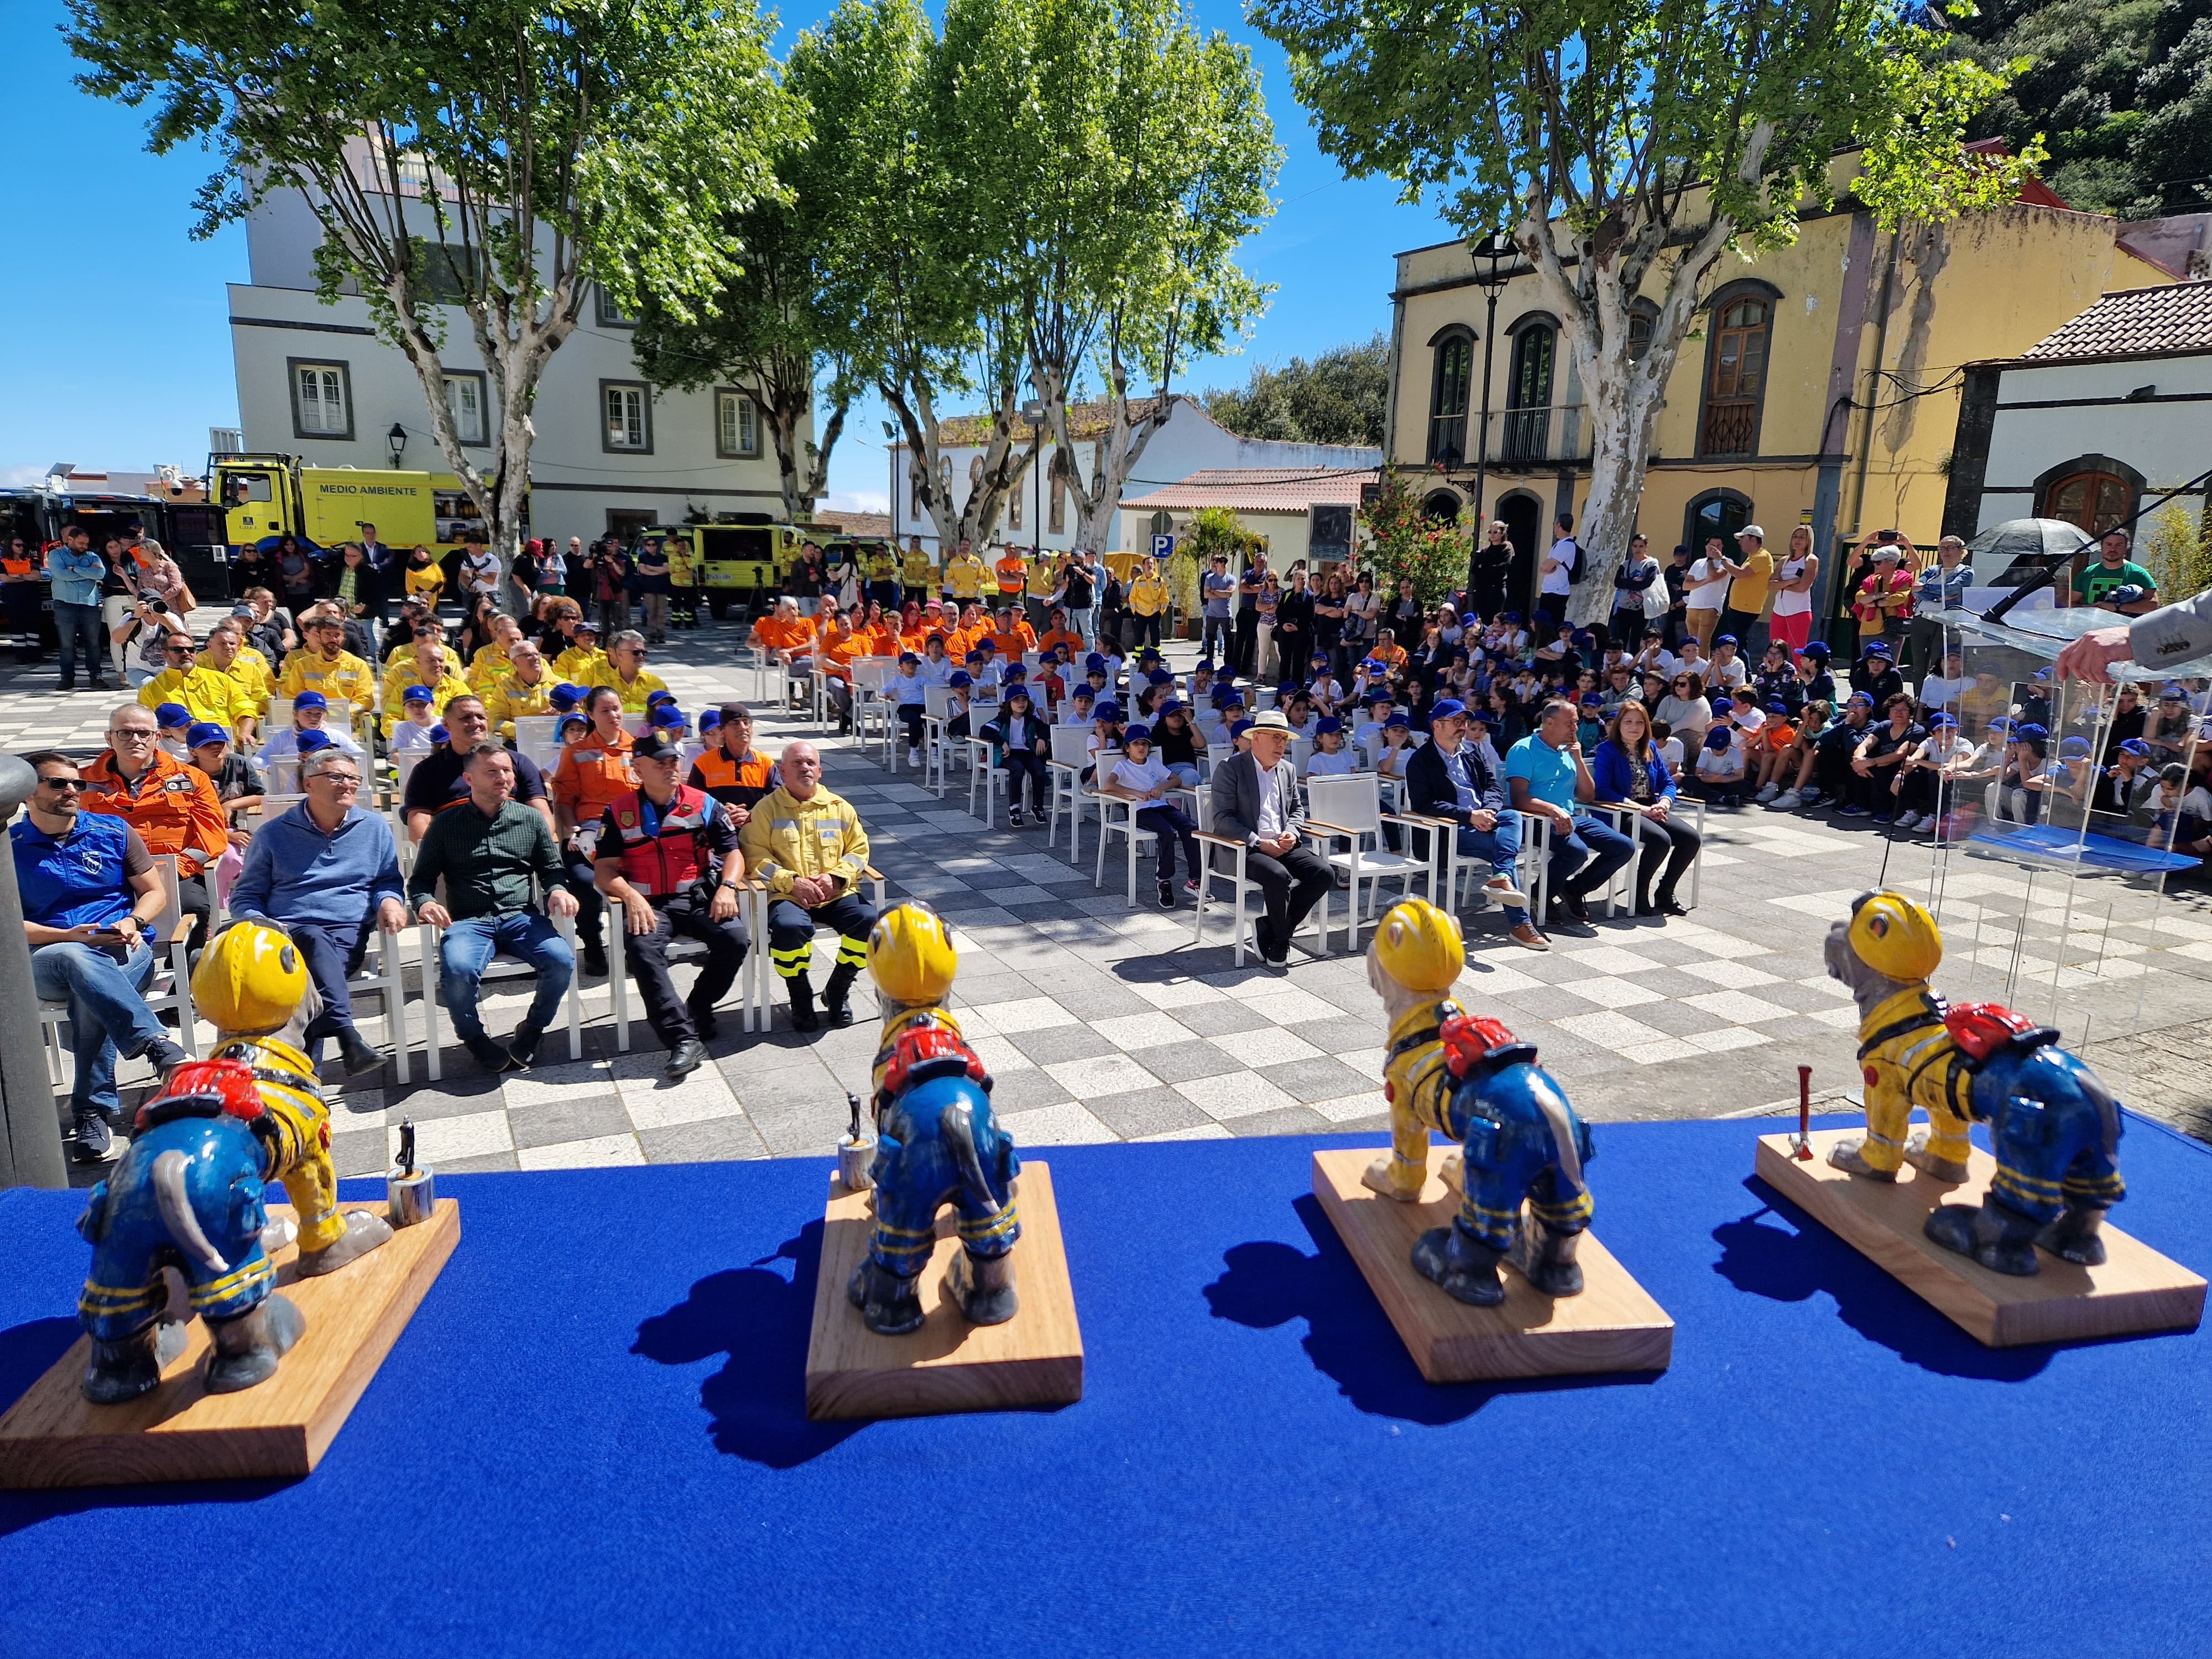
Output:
(1202, 333), (1389, 447)
(1953, 0), (2212, 218)
(1358, 471), (1465, 605)
(2141, 504), (2212, 603)
(1164, 546), (1202, 617)
(1181, 504), (1269, 566)
(66, 0), (801, 549)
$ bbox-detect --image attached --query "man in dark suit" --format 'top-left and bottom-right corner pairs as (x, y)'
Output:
(1406, 698), (1543, 950)
(1209, 709), (1329, 965)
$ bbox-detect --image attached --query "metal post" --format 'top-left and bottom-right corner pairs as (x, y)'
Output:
(1461, 234), (1511, 603)
(0, 753), (68, 1187)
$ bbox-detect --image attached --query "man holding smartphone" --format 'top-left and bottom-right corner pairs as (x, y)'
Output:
(11, 753), (189, 1161)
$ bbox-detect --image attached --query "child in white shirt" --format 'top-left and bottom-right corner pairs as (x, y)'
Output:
(1108, 724), (1199, 905)
(388, 689), (441, 753)
(1305, 717), (1358, 776)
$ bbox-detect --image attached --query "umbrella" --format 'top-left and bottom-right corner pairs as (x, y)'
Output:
(1968, 518), (2093, 586)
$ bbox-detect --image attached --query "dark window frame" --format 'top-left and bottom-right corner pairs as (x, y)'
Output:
(600, 379), (655, 455)
(1426, 328), (1474, 467)
(1694, 279), (1782, 458)
(286, 356), (355, 442)
(595, 284), (639, 329)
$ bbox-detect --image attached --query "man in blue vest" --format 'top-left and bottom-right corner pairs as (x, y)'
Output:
(592, 732), (749, 1078)
(12, 751), (190, 1160)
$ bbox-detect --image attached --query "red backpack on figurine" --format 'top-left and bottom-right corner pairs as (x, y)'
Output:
(1943, 1001), (2060, 1067)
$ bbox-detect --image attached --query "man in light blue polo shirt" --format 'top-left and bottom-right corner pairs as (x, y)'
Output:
(1505, 697), (1636, 932)
(44, 525), (112, 691)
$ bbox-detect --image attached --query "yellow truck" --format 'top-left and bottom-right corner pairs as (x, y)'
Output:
(635, 520), (805, 619)
(212, 452), (494, 553)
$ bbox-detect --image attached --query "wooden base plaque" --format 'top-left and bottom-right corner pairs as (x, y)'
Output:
(0, 1199), (458, 1490)
(805, 1162), (1083, 1421)
(1312, 1147), (1673, 1384)
(1756, 1129), (2204, 1347)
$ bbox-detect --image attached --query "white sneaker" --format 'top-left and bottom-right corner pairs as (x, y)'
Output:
(1755, 781), (1780, 804)
(1769, 790), (1802, 811)
(907, 747), (922, 769)
(1894, 811), (1921, 831)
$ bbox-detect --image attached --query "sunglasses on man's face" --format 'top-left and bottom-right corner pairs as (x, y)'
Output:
(38, 776), (89, 792)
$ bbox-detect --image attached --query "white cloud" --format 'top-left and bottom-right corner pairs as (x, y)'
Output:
(0, 464), (52, 489)
(823, 488), (889, 515)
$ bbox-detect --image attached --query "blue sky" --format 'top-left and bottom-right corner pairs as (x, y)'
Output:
(0, 0), (1460, 509)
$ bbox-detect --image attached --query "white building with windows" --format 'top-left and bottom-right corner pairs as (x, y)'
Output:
(226, 185), (796, 545)
(890, 395), (1380, 554)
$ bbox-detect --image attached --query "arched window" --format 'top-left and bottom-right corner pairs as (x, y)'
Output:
(1503, 322), (1554, 463)
(1627, 301), (1657, 361)
(1684, 489), (1753, 557)
(1698, 289), (1773, 456)
(2043, 470), (2133, 536)
(1421, 489), (1462, 523)
(1427, 334), (1472, 466)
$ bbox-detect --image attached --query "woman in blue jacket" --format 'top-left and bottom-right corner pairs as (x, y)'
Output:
(1591, 698), (1701, 917)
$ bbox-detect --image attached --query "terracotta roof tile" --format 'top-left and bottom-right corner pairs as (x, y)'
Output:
(2018, 281), (2212, 362)
(1119, 467), (1378, 514)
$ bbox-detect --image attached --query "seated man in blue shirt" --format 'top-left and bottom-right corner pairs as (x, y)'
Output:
(11, 751), (189, 1161)
(1504, 697), (1638, 932)
(1405, 698), (1541, 951)
(229, 745), (410, 1077)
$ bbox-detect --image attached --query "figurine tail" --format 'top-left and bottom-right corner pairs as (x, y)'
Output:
(152, 1150), (228, 1275)
(941, 1097), (999, 1215)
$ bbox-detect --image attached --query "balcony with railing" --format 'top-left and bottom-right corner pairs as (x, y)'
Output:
(1469, 403), (1592, 469)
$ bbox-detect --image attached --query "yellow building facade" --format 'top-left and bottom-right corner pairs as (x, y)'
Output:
(1385, 180), (2177, 619)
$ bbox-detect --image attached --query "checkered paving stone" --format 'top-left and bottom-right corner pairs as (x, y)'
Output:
(17, 608), (2212, 1187)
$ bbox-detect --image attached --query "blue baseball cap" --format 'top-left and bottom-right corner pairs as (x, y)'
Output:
(557, 713), (587, 734)
(1148, 667), (1173, 685)
(1802, 641), (1832, 660)
(1384, 712), (1411, 729)
(1230, 719), (1255, 738)
(1366, 687), (1395, 706)
(293, 690), (328, 710)
(1580, 692), (1604, 707)
(1073, 683), (1098, 701)
(650, 705), (687, 728)
(1864, 640), (1892, 658)
(1429, 698), (1468, 721)
(1704, 727), (1735, 751)
(296, 728), (335, 753)
(1310, 649), (1331, 665)
(2059, 735), (2091, 758)
(1716, 633), (1738, 647)
(2013, 722), (2049, 742)
(550, 684), (583, 711)
(154, 702), (192, 729)
(1094, 702), (1122, 721)
(1123, 723), (1152, 744)
(403, 684), (434, 704)
(646, 690), (677, 707)
(1846, 691), (1875, 708)
(1766, 700), (1788, 716)
(1194, 659), (1215, 672)
(1709, 695), (1734, 714)
(429, 724), (450, 744)
(186, 721), (228, 748)
(2119, 737), (2152, 757)
(949, 670), (973, 688)
(899, 651), (919, 664)
(1929, 712), (1958, 728)
(1085, 653), (1108, 671)
(1159, 698), (1184, 716)
(698, 711), (722, 732)
(1003, 681), (1034, 702)
(1315, 716), (1344, 734)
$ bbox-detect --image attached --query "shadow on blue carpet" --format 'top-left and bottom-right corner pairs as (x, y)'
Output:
(1722, 1179), (2057, 1380)
(1203, 1193), (1662, 1425)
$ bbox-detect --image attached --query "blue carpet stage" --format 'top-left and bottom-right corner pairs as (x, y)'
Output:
(3, 1114), (2209, 1658)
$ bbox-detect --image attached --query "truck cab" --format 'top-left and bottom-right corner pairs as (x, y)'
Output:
(636, 518), (800, 619)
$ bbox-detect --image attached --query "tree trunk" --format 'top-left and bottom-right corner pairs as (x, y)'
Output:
(1567, 357), (1667, 625)
(1047, 349), (1172, 558)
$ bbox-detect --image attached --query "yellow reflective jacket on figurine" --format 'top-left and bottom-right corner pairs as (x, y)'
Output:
(1853, 983), (1975, 1177)
(208, 1033), (350, 1255)
(1373, 998), (1468, 1199)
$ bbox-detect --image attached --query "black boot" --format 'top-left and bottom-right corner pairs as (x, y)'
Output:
(1926, 1200), (2042, 1276)
(203, 1293), (306, 1394)
(82, 1326), (165, 1404)
(1510, 1218), (1587, 1297)
(786, 973), (820, 1032)
(1411, 1222), (1507, 1307)
(822, 962), (861, 1028)
(946, 1246), (1019, 1326)
(847, 1256), (925, 1335)
(2037, 1203), (2109, 1266)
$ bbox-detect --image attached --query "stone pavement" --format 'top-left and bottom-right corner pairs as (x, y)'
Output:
(9, 608), (2211, 1187)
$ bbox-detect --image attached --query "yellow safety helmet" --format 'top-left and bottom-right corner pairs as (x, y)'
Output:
(191, 919), (311, 1036)
(868, 902), (958, 1005)
(1846, 890), (1943, 982)
(1373, 898), (1465, 993)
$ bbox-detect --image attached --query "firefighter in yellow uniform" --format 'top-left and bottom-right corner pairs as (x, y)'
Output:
(193, 920), (393, 1269)
(197, 627), (274, 722)
(945, 542), (987, 606)
(484, 655), (558, 740)
(552, 618), (611, 686)
(275, 615), (378, 716)
(380, 663), (474, 738)
(1825, 891), (1974, 1182)
(138, 653), (257, 740)
(738, 743), (874, 1032)
(900, 539), (935, 607)
(591, 634), (670, 714)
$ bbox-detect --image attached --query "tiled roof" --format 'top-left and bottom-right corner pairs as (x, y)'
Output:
(1119, 467), (1377, 514)
(931, 395), (1183, 449)
(2019, 281), (2212, 362)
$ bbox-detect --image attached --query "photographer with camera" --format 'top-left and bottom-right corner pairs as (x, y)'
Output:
(118, 594), (192, 689)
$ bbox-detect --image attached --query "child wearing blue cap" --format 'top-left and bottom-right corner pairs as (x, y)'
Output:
(1306, 714), (1356, 778)
(256, 688), (365, 766)
(1082, 702), (1124, 784)
(390, 684), (442, 753)
(1693, 722), (1746, 806)
(1060, 680), (1097, 727)
(889, 650), (930, 767)
(1152, 700), (1206, 789)
(1105, 724), (1200, 907)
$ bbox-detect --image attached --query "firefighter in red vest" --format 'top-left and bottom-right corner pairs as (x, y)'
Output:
(592, 731), (750, 1078)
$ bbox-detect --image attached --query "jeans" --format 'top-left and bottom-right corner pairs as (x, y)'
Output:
(1166, 761), (1201, 790)
(54, 601), (103, 681)
(1452, 816), (1528, 927)
(290, 916), (376, 1047)
(437, 912), (574, 1043)
(32, 940), (164, 1120)
(1202, 613), (1234, 662)
(1547, 813), (1638, 902)
(1066, 606), (1097, 649)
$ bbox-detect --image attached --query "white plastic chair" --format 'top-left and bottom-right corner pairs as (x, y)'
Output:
(963, 702), (1006, 825)
(39, 853), (200, 1091)
(1590, 797), (1707, 916)
(1303, 773), (1434, 948)
(1045, 724), (1095, 855)
(418, 886), (585, 1080)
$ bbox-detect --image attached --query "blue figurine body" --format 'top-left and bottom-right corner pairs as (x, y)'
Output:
(847, 903), (1023, 1336)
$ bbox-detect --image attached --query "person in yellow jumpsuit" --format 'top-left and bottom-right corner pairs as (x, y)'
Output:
(900, 539), (935, 607)
(592, 630), (670, 713)
(945, 540), (987, 606)
(739, 739), (874, 1031)
(552, 618), (611, 686)
(274, 614), (377, 721)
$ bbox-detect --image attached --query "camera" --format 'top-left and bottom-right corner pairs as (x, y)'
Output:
(141, 597), (168, 615)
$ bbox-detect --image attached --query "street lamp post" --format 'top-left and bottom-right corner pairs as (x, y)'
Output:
(1463, 232), (1514, 603)
(1020, 399), (1046, 560)
(883, 419), (899, 547)
(386, 421), (407, 467)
